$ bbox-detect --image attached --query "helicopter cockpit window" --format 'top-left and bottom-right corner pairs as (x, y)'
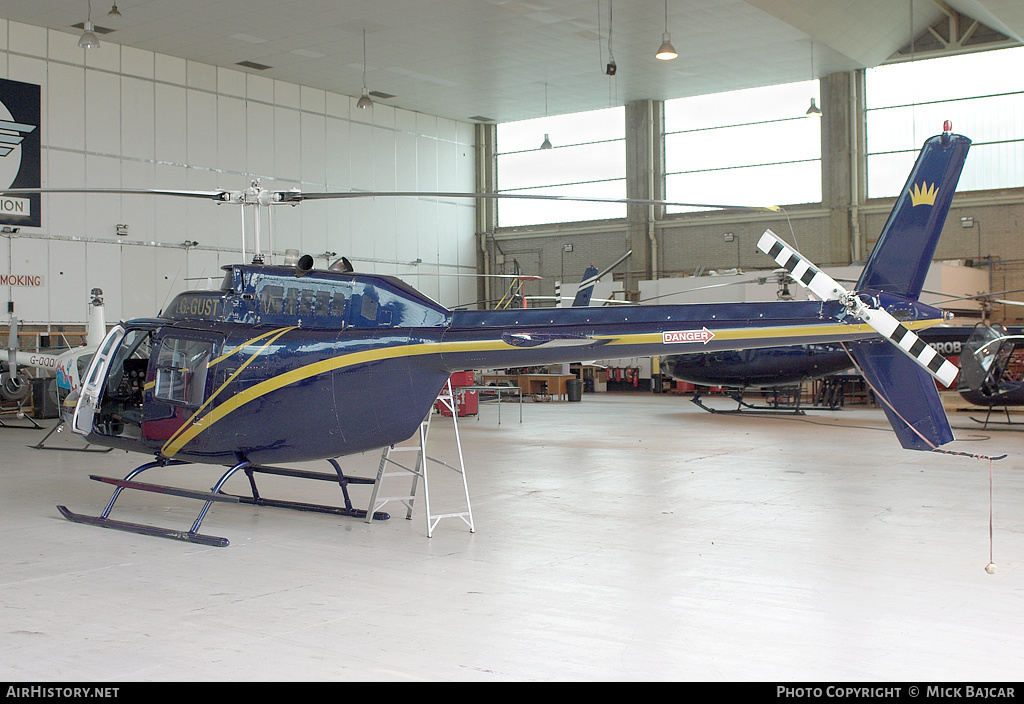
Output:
(969, 324), (1007, 375)
(260, 285), (284, 315)
(361, 295), (378, 322)
(76, 354), (95, 385)
(297, 290), (316, 317)
(332, 292), (347, 319)
(154, 338), (213, 407)
(314, 291), (331, 317)
(283, 288), (299, 316)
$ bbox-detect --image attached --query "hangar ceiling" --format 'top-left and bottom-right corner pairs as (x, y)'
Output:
(0, 0), (1020, 124)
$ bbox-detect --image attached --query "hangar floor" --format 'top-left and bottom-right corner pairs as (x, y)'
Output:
(1, 391), (1022, 682)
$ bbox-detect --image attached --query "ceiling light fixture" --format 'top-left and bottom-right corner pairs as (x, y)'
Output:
(107, 3), (121, 17)
(655, 0), (677, 60)
(79, 0), (100, 49)
(805, 39), (821, 116)
(357, 30), (373, 109)
(540, 83), (552, 149)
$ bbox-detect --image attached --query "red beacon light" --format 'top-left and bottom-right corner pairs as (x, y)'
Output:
(944, 120), (952, 133)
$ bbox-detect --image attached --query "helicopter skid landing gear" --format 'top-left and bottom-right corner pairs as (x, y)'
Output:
(690, 390), (806, 416)
(970, 406), (1024, 431)
(57, 456), (389, 547)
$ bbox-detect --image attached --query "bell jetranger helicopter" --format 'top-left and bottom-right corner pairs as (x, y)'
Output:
(0, 126), (973, 547)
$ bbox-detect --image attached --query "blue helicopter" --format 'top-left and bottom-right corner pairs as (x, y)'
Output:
(659, 325), (975, 414)
(1, 127), (971, 546)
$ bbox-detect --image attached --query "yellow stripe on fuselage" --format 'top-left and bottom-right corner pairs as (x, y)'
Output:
(161, 337), (446, 457)
(160, 327), (296, 456)
(594, 319), (939, 346)
(159, 317), (941, 457)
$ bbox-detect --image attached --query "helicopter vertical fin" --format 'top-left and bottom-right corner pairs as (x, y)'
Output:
(856, 129), (971, 299)
(840, 129), (970, 450)
(571, 265), (600, 307)
(844, 341), (954, 451)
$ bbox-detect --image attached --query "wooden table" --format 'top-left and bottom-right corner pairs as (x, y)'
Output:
(515, 374), (577, 400)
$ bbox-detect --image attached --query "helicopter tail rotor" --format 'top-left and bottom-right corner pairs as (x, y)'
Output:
(757, 229), (958, 388)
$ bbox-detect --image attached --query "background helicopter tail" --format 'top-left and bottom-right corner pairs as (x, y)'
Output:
(570, 265), (600, 307)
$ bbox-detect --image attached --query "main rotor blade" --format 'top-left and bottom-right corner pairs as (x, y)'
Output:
(0, 187), (230, 200)
(756, 229), (958, 387)
(401, 272), (543, 280)
(0, 186), (777, 212)
(282, 190), (776, 211)
(930, 288), (1024, 306)
(639, 271), (796, 303)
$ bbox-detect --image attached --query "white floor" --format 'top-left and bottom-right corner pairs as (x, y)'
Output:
(1, 392), (1022, 682)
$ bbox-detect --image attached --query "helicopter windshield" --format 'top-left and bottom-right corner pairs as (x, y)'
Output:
(966, 323), (1007, 374)
(72, 323), (159, 438)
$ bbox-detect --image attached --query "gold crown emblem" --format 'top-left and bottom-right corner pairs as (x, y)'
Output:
(909, 181), (937, 207)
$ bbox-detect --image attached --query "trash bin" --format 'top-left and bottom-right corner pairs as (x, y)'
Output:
(566, 378), (583, 402)
(31, 377), (59, 419)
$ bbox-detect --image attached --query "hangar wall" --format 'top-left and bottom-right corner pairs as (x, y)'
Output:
(490, 72), (1024, 324)
(0, 18), (477, 328)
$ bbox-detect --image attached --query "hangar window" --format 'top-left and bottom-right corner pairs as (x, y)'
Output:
(495, 106), (626, 226)
(866, 47), (1024, 197)
(664, 80), (822, 212)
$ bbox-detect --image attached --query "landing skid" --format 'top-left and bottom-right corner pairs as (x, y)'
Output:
(969, 406), (1024, 430)
(30, 419), (113, 452)
(57, 456), (390, 547)
(690, 391), (806, 416)
(0, 411), (43, 429)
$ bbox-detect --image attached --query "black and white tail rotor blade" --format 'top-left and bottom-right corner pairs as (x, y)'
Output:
(756, 229), (959, 388)
(850, 302), (960, 387)
(756, 230), (845, 303)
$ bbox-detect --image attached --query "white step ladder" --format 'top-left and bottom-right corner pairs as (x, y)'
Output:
(365, 380), (475, 537)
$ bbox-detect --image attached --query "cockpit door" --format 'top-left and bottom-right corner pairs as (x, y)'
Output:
(72, 324), (125, 436)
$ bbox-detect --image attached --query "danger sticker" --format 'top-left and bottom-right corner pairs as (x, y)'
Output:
(663, 327), (715, 345)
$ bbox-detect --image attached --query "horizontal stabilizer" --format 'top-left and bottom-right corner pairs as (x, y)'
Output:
(845, 340), (953, 451)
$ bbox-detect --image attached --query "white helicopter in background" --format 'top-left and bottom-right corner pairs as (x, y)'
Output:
(2, 288), (108, 415)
